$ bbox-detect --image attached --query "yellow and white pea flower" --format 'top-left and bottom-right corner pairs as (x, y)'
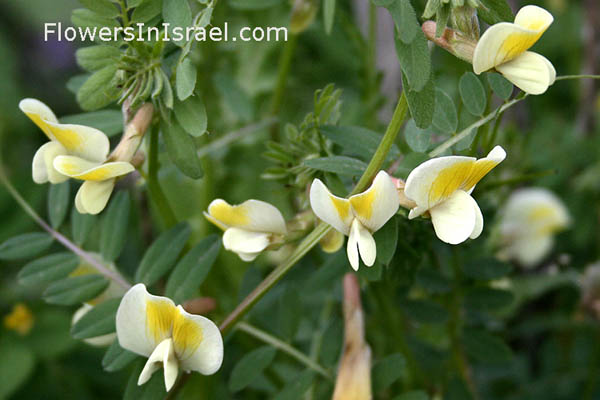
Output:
(204, 199), (287, 262)
(497, 187), (569, 267)
(404, 146), (506, 245)
(473, 5), (555, 95)
(309, 171), (400, 270)
(19, 98), (135, 214)
(116, 284), (223, 392)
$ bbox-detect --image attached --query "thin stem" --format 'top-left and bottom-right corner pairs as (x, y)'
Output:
(269, 34), (298, 139)
(146, 125), (177, 227)
(0, 168), (131, 290)
(237, 322), (333, 380)
(555, 74), (600, 81)
(429, 95), (526, 157)
(219, 90), (410, 334)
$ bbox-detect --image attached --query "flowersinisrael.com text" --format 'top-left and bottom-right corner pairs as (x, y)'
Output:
(44, 22), (288, 43)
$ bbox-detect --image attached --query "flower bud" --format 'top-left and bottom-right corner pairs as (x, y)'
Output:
(109, 103), (154, 162)
(422, 21), (477, 64)
(451, 5), (480, 40)
(290, 0), (318, 34)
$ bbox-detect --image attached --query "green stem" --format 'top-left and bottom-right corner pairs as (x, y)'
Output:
(429, 95), (526, 157)
(484, 106), (506, 152)
(269, 34), (298, 138)
(146, 125), (177, 228)
(197, 118), (278, 158)
(0, 167), (131, 290)
(219, 91), (410, 334)
(555, 74), (600, 81)
(237, 322), (333, 380)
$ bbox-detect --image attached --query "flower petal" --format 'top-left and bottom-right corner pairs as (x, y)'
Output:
(347, 219), (376, 269)
(19, 98), (58, 141)
(53, 155), (134, 181)
(207, 199), (286, 234)
(309, 179), (353, 235)
(319, 229), (345, 253)
(470, 200), (484, 240)
(173, 305), (224, 375)
(349, 171), (400, 232)
(116, 284), (177, 357)
(32, 141), (69, 184)
(72, 304), (116, 347)
(429, 190), (478, 245)
(75, 180), (115, 215)
(504, 234), (553, 268)
(138, 338), (179, 391)
(346, 222), (360, 271)
(45, 121), (110, 162)
(222, 228), (270, 259)
(405, 146), (505, 216)
(472, 5), (553, 74)
(495, 51), (555, 95)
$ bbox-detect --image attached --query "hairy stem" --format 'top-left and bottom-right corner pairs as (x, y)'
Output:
(0, 168), (131, 290)
(237, 322), (333, 380)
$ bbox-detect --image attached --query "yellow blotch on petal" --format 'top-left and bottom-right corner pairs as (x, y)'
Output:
(3, 303), (34, 335)
(349, 188), (376, 221)
(330, 195), (351, 221)
(499, 32), (543, 64)
(146, 299), (176, 344)
(429, 159), (501, 205)
(172, 309), (203, 359)
(50, 126), (84, 152)
(209, 201), (250, 227)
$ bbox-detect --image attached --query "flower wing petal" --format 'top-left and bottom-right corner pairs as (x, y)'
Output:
(429, 190), (478, 244)
(174, 305), (224, 375)
(473, 5), (552, 74)
(495, 51), (555, 95)
(207, 199), (286, 234)
(349, 171), (400, 232)
(470, 199), (484, 239)
(32, 141), (69, 184)
(75, 180), (115, 215)
(19, 98), (58, 141)
(46, 121), (110, 162)
(309, 179), (353, 236)
(222, 228), (270, 257)
(54, 156), (134, 181)
(116, 284), (177, 358)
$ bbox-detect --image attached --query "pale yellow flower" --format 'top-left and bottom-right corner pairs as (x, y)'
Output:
(3, 303), (34, 335)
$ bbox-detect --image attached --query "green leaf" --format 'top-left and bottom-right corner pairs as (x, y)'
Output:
(128, 0), (144, 7)
(61, 110), (123, 137)
(76, 45), (121, 72)
(388, 0), (418, 44)
(478, 0), (514, 25)
(372, 353), (406, 392)
(131, 0), (163, 23)
(462, 329), (513, 364)
(463, 258), (512, 280)
(124, 361), (167, 400)
(487, 72), (513, 100)
(48, 181), (70, 229)
(416, 267), (451, 294)
(319, 125), (401, 161)
(464, 287), (514, 311)
(432, 88), (458, 134)
(71, 8), (119, 30)
(165, 235), (221, 303)
(0, 338), (35, 399)
(323, 0), (335, 34)
(77, 64), (120, 111)
(459, 72), (487, 116)
(229, 0), (285, 10)
(402, 299), (449, 324)
(213, 72), (254, 123)
(160, 69), (174, 109)
(358, 261), (384, 281)
(18, 252), (79, 286)
(404, 119), (431, 153)
(273, 370), (314, 400)
(174, 96), (207, 137)
(71, 207), (96, 246)
(163, 0), (192, 45)
(100, 191), (130, 262)
(278, 286), (302, 339)
(0, 232), (53, 260)
(229, 346), (277, 392)
(373, 217), (398, 265)
(44, 275), (109, 305)
(78, 0), (119, 17)
(303, 156), (367, 176)
(393, 390), (429, 400)
(102, 340), (139, 372)
(71, 298), (120, 339)
(176, 58), (197, 101)
(395, 32), (431, 92)
(162, 120), (204, 179)
(403, 73), (435, 129)
(135, 223), (191, 286)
